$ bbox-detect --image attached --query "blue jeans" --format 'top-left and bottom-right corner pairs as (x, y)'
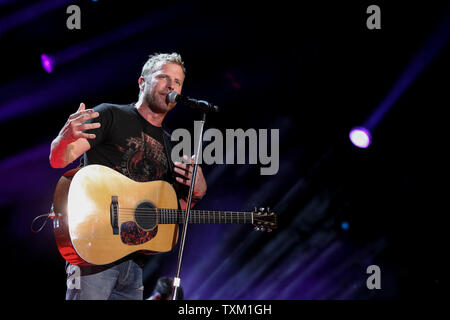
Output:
(65, 259), (144, 300)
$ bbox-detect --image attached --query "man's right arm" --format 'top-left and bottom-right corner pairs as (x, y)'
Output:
(49, 103), (100, 168)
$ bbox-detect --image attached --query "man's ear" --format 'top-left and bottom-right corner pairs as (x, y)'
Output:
(139, 77), (145, 90)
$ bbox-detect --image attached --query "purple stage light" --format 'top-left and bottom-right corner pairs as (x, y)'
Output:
(349, 127), (371, 148)
(40, 54), (54, 73)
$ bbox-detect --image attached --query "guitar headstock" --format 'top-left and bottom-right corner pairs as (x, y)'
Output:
(253, 207), (278, 232)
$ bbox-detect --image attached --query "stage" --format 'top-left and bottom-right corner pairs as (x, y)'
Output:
(0, 1), (446, 303)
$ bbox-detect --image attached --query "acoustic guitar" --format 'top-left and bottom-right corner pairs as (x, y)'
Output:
(52, 165), (277, 266)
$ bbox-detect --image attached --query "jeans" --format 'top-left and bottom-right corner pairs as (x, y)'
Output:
(65, 259), (144, 300)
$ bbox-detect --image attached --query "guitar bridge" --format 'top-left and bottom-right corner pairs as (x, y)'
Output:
(110, 196), (119, 235)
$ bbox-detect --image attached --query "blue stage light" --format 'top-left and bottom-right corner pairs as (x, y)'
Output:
(341, 221), (350, 230)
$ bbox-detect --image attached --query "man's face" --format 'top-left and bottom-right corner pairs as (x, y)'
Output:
(140, 62), (185, 113)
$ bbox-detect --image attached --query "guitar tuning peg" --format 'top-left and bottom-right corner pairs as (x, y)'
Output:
(260, 227), (265, 232)
(260, 207), (265, 213)
(267, 228), (272, 232)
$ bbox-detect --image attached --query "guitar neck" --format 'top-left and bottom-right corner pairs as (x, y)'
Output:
(157, 209), (254, 224)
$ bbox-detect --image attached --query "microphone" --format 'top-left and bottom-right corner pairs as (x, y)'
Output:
(167, 91), (219, 113)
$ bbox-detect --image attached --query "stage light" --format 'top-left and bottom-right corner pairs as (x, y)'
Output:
(355, 8), (450, 146)
(341, 221), (350, 230)
(36, 4), (189, 76)
(40, 54), (54, 73)
(349, 127), (371, 149)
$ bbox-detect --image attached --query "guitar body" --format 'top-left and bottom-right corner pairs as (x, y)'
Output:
(53, 165), (179, 266)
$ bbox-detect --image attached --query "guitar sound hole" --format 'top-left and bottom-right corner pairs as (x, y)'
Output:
(135, 202), (157, 230)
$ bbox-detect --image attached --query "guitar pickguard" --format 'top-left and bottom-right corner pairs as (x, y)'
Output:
(120, 221), (158, 245)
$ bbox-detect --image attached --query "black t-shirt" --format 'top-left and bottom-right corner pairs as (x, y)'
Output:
(82, 103), (173, 183)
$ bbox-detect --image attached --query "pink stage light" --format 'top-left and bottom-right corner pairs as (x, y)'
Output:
(40, 54), (54, 73)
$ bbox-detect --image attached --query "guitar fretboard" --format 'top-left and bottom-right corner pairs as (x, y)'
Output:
(156, 209), (253, 224)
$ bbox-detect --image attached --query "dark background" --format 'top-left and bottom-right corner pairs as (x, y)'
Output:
(0, 0), (447, 300)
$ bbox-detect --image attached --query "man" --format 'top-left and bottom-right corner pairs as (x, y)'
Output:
(49, 53), (207, 300)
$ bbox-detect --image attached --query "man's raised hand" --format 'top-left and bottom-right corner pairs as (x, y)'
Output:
(59, 103), (101, 143)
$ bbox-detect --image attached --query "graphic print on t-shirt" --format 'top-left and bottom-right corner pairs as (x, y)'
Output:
(114, 132), (168, 182)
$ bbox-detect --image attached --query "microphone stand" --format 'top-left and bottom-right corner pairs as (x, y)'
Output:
(172, 111), (207, 300)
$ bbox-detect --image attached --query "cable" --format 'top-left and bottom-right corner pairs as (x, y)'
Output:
(30, 204), (56, 233)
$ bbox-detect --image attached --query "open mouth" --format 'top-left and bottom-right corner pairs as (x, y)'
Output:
(161, 93), (169, 105)
(161, 92), (174, 105)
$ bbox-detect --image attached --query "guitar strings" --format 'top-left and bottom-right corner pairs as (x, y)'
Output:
(115, 213), (254, 222)
(116, 214), (254, 221)
(116, 208), (252, 216)
(118, 209), (267, 214)
(113, 209), (255, 223)
(104, 207), (264, 224)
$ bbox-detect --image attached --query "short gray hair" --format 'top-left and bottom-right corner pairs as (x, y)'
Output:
(141, 52), (186, 79)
